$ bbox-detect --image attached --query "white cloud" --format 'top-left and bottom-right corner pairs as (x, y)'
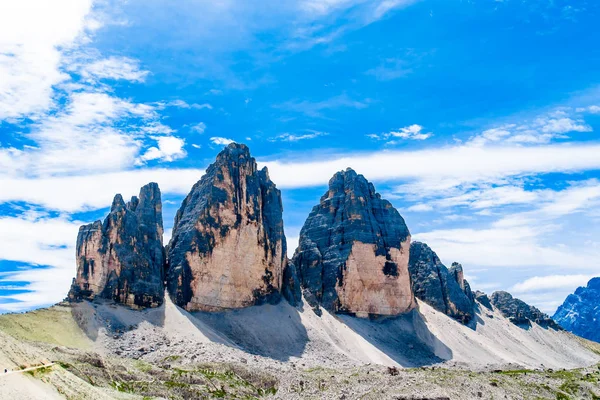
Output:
(140, 136), (186, 163)
(0, 91), (171, 176)
(494, 180), (600, 228)
(410, 183), (543, 211)
(261, 143), (600, 189)
(589, 105), (600, 114)
(81, 56), (149, 82)
(539, 117), (590, 134)
(0, 216), (80, 312)
(299, 0), (417, 21)
(191, 122), (207, 134)
(210, 137), (235, 145)
(0, 168), (203, 212)
(373, 0), (418, 19)
(407, 203), (433, 212)
(469, 115), (591, 146)
(511, 274), (596, 294)
(270, 130), (328, 142)
(274, 94), (369, 118)
(165, 100), (212, 110)
(369, 124), (432, 142)
(0, 0), (94, 120)
(414, 225), (600, 270)
(390, 124), (432, 140)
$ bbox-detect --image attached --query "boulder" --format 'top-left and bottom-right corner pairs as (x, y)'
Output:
(68, 183), (165, 308)
(166, 143), (287, 311)
(290, 168), (415, 318)
(408, 242), (474, 324)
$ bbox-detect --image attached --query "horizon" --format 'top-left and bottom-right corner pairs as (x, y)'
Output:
(1, 0), (600, 315)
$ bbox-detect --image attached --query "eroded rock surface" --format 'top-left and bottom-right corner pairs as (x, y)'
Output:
(491, 291), (559, 329)
(289, 168), (415, 318)
(449, 262), (475, 304)
(408, 242), (474, 323)
(68, 183), (165, 308)
(167, 143), (286, 312)
(474, 291), (493, 311)
(553, 277), (600, 342)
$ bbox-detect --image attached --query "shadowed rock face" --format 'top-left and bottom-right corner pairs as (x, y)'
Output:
(167, 143), (287, 312)
(408, 242), (474, 324)
(449, 262), (475, 304)
(553, 277), (600, 342)
(289, 168), (415, 318)
(491, 291), (560, 329)
(474, 291), (493, 311)
(68, 183), (165, 308)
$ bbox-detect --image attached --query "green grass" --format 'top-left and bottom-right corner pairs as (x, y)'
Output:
(0, 305), (92, 349)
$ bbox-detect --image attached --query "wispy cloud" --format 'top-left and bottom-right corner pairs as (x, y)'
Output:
(191, 122), (207, 134)
(511, 274), (596, 294)
(0, 0), (94, 120)
(210, 137), (235, 146)
(79, 56), (149, 82)
(366, 58), (412, 81)
(469, 114), (591, 146)
(0, 91), (184, 176)
(269, 130), (328, 142)
(163, 100), (213, 110)
(369, 124), (432, 142)
(274, 93), (369, 118)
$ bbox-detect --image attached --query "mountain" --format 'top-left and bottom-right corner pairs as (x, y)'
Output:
(68, 183), (165, 309)
(166, 143), (287, 312)
(408, 242), (475, 323)
(28, 142), (597, 399)
(288, 168), (415, 318)
(490, 291), (560, 329)
(554, 277), (600, 342)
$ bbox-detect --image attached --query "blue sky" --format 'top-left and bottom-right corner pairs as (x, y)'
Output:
(1, 0), (600, 313)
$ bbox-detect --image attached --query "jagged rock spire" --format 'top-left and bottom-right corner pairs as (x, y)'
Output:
(166, 143), (287, 311)
(408, 242), (474, 324)
(68, 182), (165, 309)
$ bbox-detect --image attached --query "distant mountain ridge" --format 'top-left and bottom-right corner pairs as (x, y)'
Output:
(554, 277), (600, 343)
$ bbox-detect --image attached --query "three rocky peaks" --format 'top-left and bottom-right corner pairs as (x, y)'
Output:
(68, 143), (556, 327)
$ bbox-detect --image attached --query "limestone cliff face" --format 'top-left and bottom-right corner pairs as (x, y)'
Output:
(289, 168), (415, 318)
(408, 242), (474, 323)
(491, 291), (559, 329)
(167, 143), (286, 312)
(68, 183), (165, 308)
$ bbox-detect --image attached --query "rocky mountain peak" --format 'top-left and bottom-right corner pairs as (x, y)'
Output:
(491, 291), (559, 329)
(167, 143), (287, 312)
(553, 277), (600, 342)
(289, 169), (415, 318)
(68, 182), (165, 309)
(408, 242), (474, 324)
